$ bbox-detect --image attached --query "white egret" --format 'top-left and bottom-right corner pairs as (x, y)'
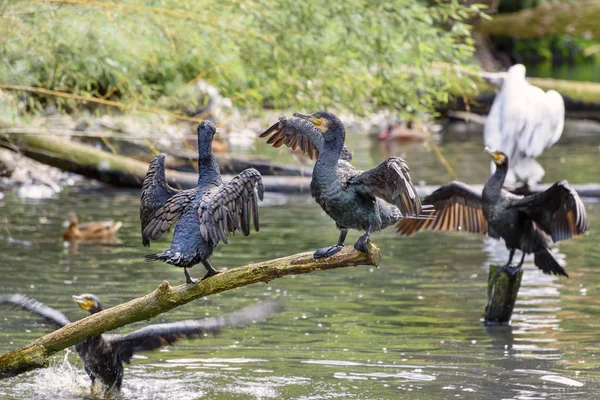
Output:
(484, 64), (565, 186)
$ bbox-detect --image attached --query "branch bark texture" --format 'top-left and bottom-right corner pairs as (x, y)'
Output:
(0, 244), (380, 379)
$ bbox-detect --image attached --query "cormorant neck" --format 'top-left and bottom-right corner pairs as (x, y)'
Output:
(197, 153), (222, 186)
(319, 125), (345, 164)
(484, 161), (507, 198)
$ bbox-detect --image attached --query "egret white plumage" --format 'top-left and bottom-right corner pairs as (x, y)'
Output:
(484, 64), (565, 186)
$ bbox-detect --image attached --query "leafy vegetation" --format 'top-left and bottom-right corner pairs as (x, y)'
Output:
(0, 0), (484, 119)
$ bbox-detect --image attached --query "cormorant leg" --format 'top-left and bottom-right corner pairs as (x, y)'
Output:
(491, 249), (516, 285)
(184, 267), (197, 285)
(314, 229), (347, 259)
(201, 260), (222, 280)
(353, 228), (371, 254)
(505, 251), (526, 278)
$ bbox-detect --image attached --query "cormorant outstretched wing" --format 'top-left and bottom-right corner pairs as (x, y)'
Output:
(259, 116), (324, 160)
(507, 180), (589, 242)
(0, 294), (71, 328)
(141, 154), (197, 246)
(197, 168), (264, 245)
(348, 157), (430, 218)
(396, 181), (492, 236)
(110, 300), (282, 363)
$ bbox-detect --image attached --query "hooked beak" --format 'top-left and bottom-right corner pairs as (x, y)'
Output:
(484, 147), (495, 157)
(72, 295), (89, 310)
(293, 112), (315, 123)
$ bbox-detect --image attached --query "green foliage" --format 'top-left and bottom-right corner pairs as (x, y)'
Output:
(0, 0), (483, 118)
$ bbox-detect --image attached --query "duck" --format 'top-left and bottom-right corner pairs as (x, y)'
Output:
(0, 293), (281, 393)
(140, 120), (264, 284)
(62, 212), (122, 241)
(259, 111), (433, 259)
(396, 148), (589, 276)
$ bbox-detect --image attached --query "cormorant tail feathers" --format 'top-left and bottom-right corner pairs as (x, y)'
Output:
(534, 248), (568, 277)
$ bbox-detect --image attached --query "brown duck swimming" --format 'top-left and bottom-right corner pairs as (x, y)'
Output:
(62, 212), (122, 241)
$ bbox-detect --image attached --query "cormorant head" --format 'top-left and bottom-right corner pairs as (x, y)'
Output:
(293, 111), (344, 137)
(197, 120), (218, 156)
(72, 294), (103, 314)
(484, 147), (508, 166)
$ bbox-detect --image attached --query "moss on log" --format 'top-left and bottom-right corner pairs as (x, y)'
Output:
(0, 243), (380, 379)
(476, 1), (600, 39)
(0, 128), (312, 193)
(484, 265), (523, 325)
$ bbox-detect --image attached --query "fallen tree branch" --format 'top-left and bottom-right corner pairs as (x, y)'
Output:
(0, 244), (381, 379)
(0, 129), (312, 193)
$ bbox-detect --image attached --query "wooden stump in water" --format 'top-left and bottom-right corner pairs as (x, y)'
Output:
(484, 265), (524, 325)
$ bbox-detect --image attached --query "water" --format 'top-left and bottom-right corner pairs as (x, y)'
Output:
(0, 130), (600, 399)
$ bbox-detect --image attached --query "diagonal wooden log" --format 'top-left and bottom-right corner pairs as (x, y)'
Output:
(0, 244), (380, 379)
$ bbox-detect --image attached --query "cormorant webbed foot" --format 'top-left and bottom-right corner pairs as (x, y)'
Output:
(184, 268), (197, 285)
(502, 265), (522, 279)
(353, 231), (371, 254)
(314, 245), (344, 259)
(200, 260), (221, 280)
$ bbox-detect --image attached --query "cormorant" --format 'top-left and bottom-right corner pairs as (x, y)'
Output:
(62, 212), (123, 241)
(397, 148), (589, 276)
(140, 120), (264, 284)
(259, 111), (433, 258)
(484, 64), (565, 186)
(0, 294), (281, 392)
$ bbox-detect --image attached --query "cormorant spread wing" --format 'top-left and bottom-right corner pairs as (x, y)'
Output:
(348, 157), (426, 218)
(198, 168), (264, 245)
(140, 154), (192, 246)
(259, 116), (353, 161)
(259, 116), (324, 160)
(109, 300), (282, 363)
(0, 294), (71, 329)
(507, 180), (589, 242)
(396, 181), (492, 236)
(141, 189), (198, 245)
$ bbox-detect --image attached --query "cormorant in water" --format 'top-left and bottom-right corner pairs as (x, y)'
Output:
(0, 294), (281, 392)
(141, 120), (264, 283)
(397, 148), (589, 276)
(259, 111), (433, 258)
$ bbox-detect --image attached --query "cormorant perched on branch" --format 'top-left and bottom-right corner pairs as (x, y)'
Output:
(141, 120), (264, 284)
(397, 148), (589, 277)
(259, 111), (433, 258)
(0, 294), (281, 392)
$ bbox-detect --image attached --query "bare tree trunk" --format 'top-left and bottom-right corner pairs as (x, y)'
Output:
(0, 244), (380, 379)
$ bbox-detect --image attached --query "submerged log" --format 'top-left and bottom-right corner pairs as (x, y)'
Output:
(476, 1), (600, 40)
(0, 129), (312, 194)
(484, 265), (523, 325)
(0, 243), (381, 379)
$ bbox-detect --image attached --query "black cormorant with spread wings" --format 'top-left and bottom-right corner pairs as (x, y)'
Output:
(397, 148), (588, 276)
(141, 120), (264, 283)
(260, 111), (433, 258)
(0, 294), (281, 392)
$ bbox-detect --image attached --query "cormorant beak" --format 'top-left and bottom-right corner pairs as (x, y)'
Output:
(484, 147), (494, 157)
(294, 112), (318, 125)
(72, 295), (91, 311)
